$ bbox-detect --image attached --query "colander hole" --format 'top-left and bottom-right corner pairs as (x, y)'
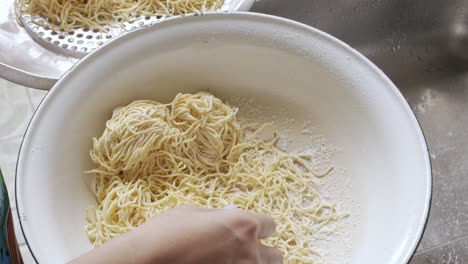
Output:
(68, 31), (75, 35)
(96, 35), (102, 39)
(86, 35), (93, 39)
(77, 40), (84, 44)
(68, 38), (74, 42)
(145, 16), (151, 20)
(97, 41), (103, 45)
(62, 44), (68, 49)
(51, 31), (57, 35)
(38, 32), (44, 36)
(83, 28), (89, 32)
(44, 26), (50, 30)
(77, 33), (83, 38)
(87, 41), (94, 46)
(53, 40), (59, 45)
(80, 47), (87, 52)
(93, 29), (99, 33)
(33, 26), (39, 30)
(131, 26), (136, 30)
(138, 21), (144, 26)
(45, 37), (52, 42)
(71, 46), (77, 51)
(106, 35), (112, 39)
(58, 35), (65, 39)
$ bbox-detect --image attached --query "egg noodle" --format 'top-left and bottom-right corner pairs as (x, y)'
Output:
(15, 0), (224, 31)
(86, 92), (345, 263)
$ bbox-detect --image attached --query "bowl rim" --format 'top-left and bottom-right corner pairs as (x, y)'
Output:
(15, 11), (432, 264)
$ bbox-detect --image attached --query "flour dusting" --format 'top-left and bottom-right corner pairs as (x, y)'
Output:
(228, 96), (358, 264)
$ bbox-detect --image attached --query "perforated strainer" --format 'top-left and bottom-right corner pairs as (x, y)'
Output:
(17, 0), (255, 58)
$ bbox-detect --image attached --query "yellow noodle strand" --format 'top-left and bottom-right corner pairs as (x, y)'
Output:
(15, 0), (224, 31)
(86, 92), (345, 263)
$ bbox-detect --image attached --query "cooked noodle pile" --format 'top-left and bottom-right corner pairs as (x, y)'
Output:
(15, 0), (224, 31)
(86, 92), (344, 263)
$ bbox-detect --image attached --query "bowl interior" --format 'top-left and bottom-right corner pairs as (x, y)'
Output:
(16, 13), (430, 263)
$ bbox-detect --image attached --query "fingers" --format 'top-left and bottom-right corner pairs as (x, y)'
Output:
(224, 204), (238, 209)
(177, 204), (200, 210)
(220, 207), (276, 239)
(259, 244), (283, 264)
(178, 204), (276, 239)
(246, 211), (276, 239)
(173, 205), (282, 263)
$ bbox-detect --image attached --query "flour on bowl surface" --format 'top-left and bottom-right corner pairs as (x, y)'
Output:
(229, 96), (358, 264)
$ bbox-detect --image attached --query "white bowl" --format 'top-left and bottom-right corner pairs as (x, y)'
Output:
(16, 12), (431, 263)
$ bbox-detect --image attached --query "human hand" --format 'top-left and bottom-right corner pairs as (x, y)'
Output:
(71, 204), (283, 264)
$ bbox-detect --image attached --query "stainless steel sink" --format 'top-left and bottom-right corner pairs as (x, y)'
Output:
(253, 0), (468, 262)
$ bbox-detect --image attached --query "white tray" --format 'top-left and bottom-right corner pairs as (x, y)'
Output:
(0, 0), (254, 90)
